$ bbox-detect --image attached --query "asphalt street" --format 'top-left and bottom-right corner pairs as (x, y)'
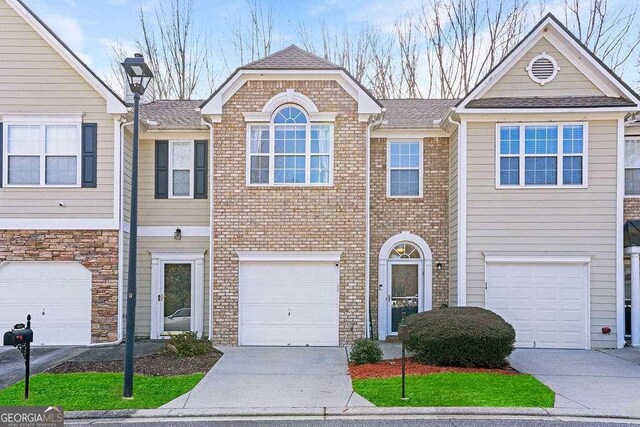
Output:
(65, 417), (640, 426)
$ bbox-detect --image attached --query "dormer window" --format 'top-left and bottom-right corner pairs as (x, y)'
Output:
(247, 105), (333, 186)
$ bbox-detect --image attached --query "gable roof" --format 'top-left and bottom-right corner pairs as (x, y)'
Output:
(7, 0), (127, 113)
(243, 45), (340, 70)
(199, 45), (382, 115)
(456, 13), (640, 112)
(379, 99), (458, 128)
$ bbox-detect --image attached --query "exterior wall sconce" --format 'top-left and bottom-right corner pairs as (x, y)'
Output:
(436, 262), (442, 271)
(174, 228), (182, 240)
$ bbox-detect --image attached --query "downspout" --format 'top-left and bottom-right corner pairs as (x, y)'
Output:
(448, 116), (465, 307)
(202, 118), (215, 341)
(366, 111), (385, 339)
(87, 117), (132, 347)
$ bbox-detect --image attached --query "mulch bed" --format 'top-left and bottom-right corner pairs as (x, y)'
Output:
(49, 350), (222, 376)
(349, 358), (518, 379)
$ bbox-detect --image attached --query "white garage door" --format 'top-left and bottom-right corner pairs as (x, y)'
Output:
(0, 262), (92, 345)
(485, 260), (589, 349)
(239, 261), (339, 346)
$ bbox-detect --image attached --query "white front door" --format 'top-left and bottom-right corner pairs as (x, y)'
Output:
(150, 252), (205, 339)
(485, 260), (589, 349)
(239, 260), (340, 346)
(387, 260), (423, 335)
(0, 261), (92, 346)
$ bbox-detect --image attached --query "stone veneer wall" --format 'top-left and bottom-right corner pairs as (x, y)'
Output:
(369, 137), (450, 338)
(0, 230), (119, 342)
(212, 79), (367, 345)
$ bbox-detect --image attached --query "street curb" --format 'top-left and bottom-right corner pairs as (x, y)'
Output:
(64, 406), (640, 420)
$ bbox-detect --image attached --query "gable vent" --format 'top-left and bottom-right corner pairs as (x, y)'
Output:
(526, 53), (559, 85)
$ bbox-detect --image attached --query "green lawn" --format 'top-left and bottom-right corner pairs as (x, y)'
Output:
(0, 372), (204, 411)
(352, 373), (554, 407)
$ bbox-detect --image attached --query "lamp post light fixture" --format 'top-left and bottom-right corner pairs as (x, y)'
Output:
(121, 53), (153, 399)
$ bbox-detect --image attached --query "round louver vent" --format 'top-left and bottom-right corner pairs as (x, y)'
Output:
(526, 53), (559, 85)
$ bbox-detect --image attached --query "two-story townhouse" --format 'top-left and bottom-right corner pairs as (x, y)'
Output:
(2, 2), (640, 350)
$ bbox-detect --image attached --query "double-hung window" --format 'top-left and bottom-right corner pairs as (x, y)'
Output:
(497, 123), (586, 188)
(3, 121), (81, 186)
(625, 139), (640, 196)
(387, 141), (422, 197)
(247, 106), (333, 186)
(169, 140), (194, 198)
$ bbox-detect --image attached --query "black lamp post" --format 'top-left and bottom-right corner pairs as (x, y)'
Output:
(121, 53), (153, 398)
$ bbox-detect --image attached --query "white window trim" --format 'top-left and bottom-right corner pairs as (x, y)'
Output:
(2, 118), (82, 188)
(245, 105), (334, 187)
(625, 138), (640, 198)
(386, 139), (424, 198)
(168, 139), (194, 199)
(495, 122), (589, 189)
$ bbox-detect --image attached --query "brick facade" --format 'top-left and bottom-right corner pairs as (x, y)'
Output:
(624, 199), (640, 221)
(369, 137), (450, 337)
(212, 80), (367, 345)
(0, 230), (119, 342)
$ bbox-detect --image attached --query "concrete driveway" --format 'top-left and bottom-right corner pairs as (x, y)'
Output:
(509, 348), (640, 411)
(162, 346), (373, 409)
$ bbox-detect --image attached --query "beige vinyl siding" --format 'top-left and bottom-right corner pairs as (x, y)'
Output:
(448, 127), (459, 306)
(123, 128), (132, 223)
(138, 134), (209, 226)
(465, 117), (620, 348)
(483, 36), (604, 98)
(0, 0), (115, 218)
(133, 236), (210, 337)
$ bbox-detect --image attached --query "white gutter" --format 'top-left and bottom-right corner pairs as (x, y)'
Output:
(202, 119), (215, 341)
(365, 121), (372, 338)
(448, 116), (467, 307)
(86, 117), (132, 347)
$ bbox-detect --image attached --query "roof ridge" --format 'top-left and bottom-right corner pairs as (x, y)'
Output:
(241, 44), (340, 69)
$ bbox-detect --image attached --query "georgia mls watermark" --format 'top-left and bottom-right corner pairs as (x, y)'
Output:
(0, 406), (63, 427)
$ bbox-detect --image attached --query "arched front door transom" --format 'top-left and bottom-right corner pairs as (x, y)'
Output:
(378, 232), (433, 340)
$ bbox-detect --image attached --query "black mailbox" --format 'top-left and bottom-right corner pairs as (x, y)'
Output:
(4, 328), (33, 346)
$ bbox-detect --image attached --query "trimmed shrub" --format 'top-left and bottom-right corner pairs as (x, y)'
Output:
(405, 307), (515, 368)
(162, 332), (212, 357)
(350, 338), (383, 364)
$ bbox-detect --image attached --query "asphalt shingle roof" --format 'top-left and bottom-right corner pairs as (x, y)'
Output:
(140, 100), (205, 129)
(466, 96), (635, 109)
(243, 45), (340, 70)
(379, 99), (458, 128)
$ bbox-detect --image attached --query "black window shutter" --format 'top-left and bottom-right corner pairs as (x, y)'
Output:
(194, 140), (208, 199)
(0, 122), (3, 188)
(81, 123), (97, 188)
(155, 140), (169, 199)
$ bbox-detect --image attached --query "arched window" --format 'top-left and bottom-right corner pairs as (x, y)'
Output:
(389, 242), (421, 259)
(248, 104), (332, 186)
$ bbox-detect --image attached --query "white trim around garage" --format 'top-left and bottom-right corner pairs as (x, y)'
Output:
(617, 117), (626, 349)
(236, 251), (343, 263)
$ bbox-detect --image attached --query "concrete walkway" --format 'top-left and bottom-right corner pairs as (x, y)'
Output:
(509, 348), (640, 412)
(162, 346), (373, 409)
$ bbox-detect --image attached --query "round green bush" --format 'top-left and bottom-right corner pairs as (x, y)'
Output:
(404, 307), (515, 368)
(349, 338), (383, 364)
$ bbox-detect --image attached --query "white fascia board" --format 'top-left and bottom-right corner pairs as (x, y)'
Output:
(371, 128), (449, 139)
(457, 106), (640, 115)
(201, 70), (382, 116)
(6, 0), (127, 114)
(236, 251), (343, 263)
(484, 255), (593, 264)
(1, 218), (119, 230)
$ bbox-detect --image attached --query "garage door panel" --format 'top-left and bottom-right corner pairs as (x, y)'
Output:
(239, 260), (339, 346)
(0, 262), (92, 345)
(486, 261), (588, 349)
